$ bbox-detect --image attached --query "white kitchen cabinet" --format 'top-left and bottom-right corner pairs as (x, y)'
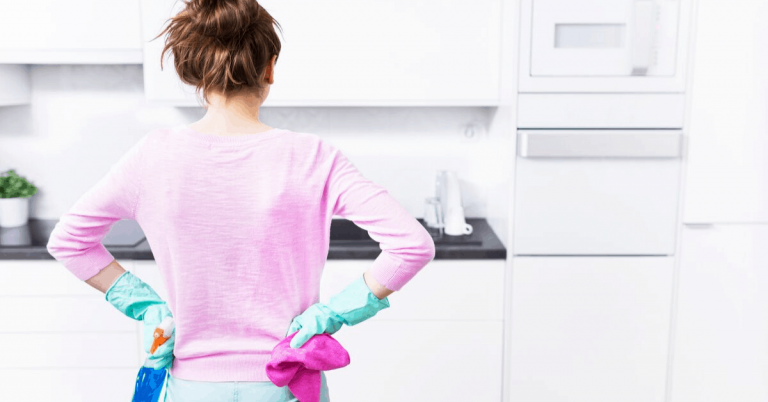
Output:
(0, 260), (100, 296)
(141, 0), (501, 106)
(508, 256), (675, 402)
(321, 259), (504, 402)
(513, 130), (682, 255)
(0, 333), (138, 369)
(516, 93), (687, 129)
(518, 0), (693, 93)
(0, 65), (31, 106)
(0, 369), (138, 402)
(0, 259), (140, 402)
(327, 320), (504, 402)
(682, 0), (768, 223)
(670, 225), (768, 402)
(0, 0), (142, 64)
(319, 259), (505, 320)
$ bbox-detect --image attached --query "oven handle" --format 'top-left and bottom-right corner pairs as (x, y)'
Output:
(517, 130), (682, 158)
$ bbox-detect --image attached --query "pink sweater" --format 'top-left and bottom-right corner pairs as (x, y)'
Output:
(46, 124), (436, 382)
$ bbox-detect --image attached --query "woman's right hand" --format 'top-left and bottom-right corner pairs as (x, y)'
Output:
(285, 303), (344, 348)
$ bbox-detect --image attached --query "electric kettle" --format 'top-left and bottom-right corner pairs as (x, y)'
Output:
(435, 170), (473, 236)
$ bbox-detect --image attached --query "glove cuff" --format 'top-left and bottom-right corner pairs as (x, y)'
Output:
(327, 274), (390, 327)
(105, 270), (166, 321)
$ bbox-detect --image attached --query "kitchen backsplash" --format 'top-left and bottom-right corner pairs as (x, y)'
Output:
(0, 65), (502, 220)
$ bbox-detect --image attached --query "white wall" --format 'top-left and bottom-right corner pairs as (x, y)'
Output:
(0, 64), (505, 222)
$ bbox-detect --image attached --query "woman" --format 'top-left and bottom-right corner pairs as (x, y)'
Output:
(46, 0), (436, 401)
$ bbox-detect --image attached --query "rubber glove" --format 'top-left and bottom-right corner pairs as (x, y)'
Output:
(105, 270), (175, 370)
(286, 273), (390, 348)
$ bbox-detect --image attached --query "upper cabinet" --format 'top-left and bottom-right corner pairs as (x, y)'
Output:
(141, 0), (501, 106)
(682, 0), (768, 223)
(518, 0), (693, 93)
(0, 65), (31, 106)
(0, 0), (142, 64)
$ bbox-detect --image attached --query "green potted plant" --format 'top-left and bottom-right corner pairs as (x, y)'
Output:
(0, 169), (38, 227)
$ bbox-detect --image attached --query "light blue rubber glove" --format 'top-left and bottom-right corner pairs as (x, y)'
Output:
(105, 270), (175, 370)
(286, 274), (390, 348)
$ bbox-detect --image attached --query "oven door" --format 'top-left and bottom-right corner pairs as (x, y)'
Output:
(513, 129), (682, 255)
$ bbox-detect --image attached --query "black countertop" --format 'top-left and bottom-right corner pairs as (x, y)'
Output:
(0, 217), (506, 260)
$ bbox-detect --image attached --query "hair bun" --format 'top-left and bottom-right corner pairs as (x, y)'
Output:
(187, 0), (262, 40)
(157, 0), (282, 105)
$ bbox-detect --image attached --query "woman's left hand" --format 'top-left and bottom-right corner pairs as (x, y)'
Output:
(142, 303), (175, 370)
(105, 270), (176, 370)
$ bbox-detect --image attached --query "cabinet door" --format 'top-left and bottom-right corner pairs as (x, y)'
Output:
(320, 259), (505, 320)
(0, 369), (137, 402)
(683, 0), (768, 223)
(0, 260), (139, 368)
(141, 0), (501, 106)
(670, 225), (768, 402)
(508, 257), (675, 402)
(0, 0), (142, 63)
(327, 320), (504, 402)
(0, 65), (31, 106)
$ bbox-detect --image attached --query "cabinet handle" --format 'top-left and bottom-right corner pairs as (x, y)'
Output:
(518, 130), (682, 158)
(682, 223), (715, 229)
(631, 0), (657, 75)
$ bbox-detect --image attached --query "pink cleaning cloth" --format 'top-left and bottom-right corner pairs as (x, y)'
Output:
(266, 331), (351, 402)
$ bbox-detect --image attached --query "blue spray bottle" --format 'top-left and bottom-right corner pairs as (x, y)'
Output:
(131, 316), (174, 402)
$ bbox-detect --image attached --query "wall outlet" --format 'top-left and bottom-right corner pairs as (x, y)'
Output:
(459, 121), (485, 143)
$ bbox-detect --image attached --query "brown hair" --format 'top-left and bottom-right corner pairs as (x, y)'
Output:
(152, 0), (282, 106)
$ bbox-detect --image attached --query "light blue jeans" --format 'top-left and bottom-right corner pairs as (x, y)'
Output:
(163, 371), (330, 402)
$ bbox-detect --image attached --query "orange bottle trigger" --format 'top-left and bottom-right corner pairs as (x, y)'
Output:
(149, 316), (175, 355)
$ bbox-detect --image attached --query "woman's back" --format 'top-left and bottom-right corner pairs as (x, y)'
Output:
(45, 123), (435, 382)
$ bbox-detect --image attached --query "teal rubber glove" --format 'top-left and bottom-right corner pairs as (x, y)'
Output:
(105, 270), (175, 370)
(286, 274), (390, 348)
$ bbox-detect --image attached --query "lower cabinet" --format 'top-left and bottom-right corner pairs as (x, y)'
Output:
(0, 369), (138, 402)
(0, 259), (139, 402)
(670, 225), (768, 402)
(320, 260), (506, 402)
(325, 320), (503, 402)
(507, 256), (675, 402)
(0, 258), (504, 400)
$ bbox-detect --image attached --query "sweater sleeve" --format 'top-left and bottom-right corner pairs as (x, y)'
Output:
(47, 134), (149, 281)
(325, 144), (436, 291)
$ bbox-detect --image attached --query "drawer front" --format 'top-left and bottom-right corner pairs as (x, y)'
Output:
(327, 319), (504, 402)
(0, 333), (137, 368)
(0, 368), (137, 402)
(508, 256), (675, 402)
(0, 260), (134, 296)
(0, 297), (135, 332)
(320, 260), (505, 321)
(513, 130), (682, 255)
